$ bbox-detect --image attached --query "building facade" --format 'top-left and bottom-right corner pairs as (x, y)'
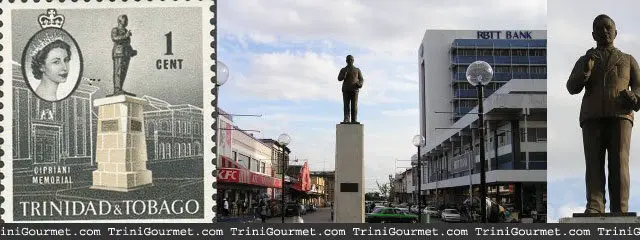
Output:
(216, 109), (282, 218)
(12, 64), (99, 171)
(419, 30), (546, 141)
(142, 96), (204, 161)
(308, 174), (326, 207)
(310, 171), (335, 206)
(416, 30), (547, 221)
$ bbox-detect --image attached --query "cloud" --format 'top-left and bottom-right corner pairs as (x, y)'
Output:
(381, 108), (419, 117)
(219, 0), (546, 57)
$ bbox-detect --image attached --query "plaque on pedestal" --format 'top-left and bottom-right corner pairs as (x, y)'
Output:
(91, 95), (153, 192)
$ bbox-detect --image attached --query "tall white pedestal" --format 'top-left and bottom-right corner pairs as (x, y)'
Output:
(334, 124), (364, 223)
(91, 95), (153, 192)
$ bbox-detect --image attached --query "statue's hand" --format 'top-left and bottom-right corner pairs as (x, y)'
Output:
(621, 89), (637, 107)
(585, 48), (598, 74)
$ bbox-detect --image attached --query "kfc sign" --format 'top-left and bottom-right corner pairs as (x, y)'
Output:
(218, 169), (240, 183)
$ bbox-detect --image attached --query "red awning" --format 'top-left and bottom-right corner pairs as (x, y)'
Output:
(218, 156), (282, 188)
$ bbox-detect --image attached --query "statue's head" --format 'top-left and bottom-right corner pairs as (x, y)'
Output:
(592, 14), (616, 46)
(346, 55), (354, 65)
(117, 15), (128, 27)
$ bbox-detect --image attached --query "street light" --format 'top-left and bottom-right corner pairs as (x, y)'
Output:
(213, 61), (229, 223)
(466, 60), (493, 223)
(412, 135), (425, 224)
(278, 133), (291, 223)
(216, 60), (230, 87)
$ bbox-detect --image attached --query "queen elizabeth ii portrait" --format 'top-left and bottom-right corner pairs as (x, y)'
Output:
(22, 27), (82, 102)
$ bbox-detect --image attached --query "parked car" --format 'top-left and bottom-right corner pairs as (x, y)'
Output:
(306, 204), (317, 212)
(423, 206), (439, 217)
(441, 209), (462, 222)
(284, 203), (306, 216)
(463, 197), (506, 222)
(409, 205), (419, 214)
(365, 207), (418, 223)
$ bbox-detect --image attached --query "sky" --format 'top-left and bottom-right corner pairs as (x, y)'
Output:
(217, 0), (546, 194)
(547, 0), (640, 222)
(12, 8), (203, 106)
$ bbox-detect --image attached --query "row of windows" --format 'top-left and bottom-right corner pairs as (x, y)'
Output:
(147, 120), (202, 135)
(454, 82), (504, 90)
(454, 49), (546, 57)
(426, 127), (546, 159)
(454, 65), (546, 73)
(154, 142), (202, 160)
(425, 152), (547, 181)
(232, 151), (268, 174)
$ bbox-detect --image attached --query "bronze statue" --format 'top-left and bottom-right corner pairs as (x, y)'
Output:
(338, 55), (364, 124)
(111, 14), (137, 96)
(566, 14), (640, 213)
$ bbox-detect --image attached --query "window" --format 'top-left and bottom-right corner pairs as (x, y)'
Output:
(495, 66), (511, 73)
(513, 66), (528, 73)
(458, 49), (476, 56)
(537, 128), (547, 141)
(455, 65), (468, 73)
(531, 66), (546, 73)
(237, 153), (250, 168)
(512, 49), (528, 56)
(531, 49), (546, 56)
(495, 49), (510, 56)
(478, 49), (493, 56)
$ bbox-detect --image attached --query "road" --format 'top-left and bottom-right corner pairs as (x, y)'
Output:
(258, 208), (454, 223)
(261, 207), (333, 223)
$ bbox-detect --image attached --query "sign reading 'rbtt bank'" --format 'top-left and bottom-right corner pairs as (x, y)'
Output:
(476, 31), (533, 39)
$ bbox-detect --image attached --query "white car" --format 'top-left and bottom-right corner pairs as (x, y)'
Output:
(423, 206), (438, 216)
(441, 209), (462, 222)
(409, 205), (419, 213)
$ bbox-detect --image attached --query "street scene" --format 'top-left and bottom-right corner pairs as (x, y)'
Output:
(216, 0), (547, 223)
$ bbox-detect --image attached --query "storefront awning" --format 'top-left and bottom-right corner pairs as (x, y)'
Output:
(218, 156), (282, 188)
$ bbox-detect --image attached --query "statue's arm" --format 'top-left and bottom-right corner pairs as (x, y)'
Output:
(566, 56), (588, 95)
(628, 55), (640, 111)
(111, 28), (128, 41)
(338, 68), (345, 81)
(358, 68), (364, 86)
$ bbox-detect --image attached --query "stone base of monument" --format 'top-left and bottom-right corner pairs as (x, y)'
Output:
(91, 95), (153, 192)
(334, 123), (364, 223)
(559, 212), (639, 223)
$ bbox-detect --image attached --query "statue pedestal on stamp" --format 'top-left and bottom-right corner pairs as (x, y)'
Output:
(91, 95), (153, 192)
(334, 123), (364, 223)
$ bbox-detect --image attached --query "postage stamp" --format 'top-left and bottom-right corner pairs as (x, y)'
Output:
(0, 1), (216, 222)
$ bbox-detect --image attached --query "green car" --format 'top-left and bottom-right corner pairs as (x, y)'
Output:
(365, 207), (419, 223)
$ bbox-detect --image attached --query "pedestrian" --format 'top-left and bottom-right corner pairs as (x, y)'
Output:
(223, 198), (229, 217)
(260, 201), (267, 223)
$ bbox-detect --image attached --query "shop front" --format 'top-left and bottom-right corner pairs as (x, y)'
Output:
(217, 156), (282, 219)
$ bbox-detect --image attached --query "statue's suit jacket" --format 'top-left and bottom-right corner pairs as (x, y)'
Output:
(111, 27), (136, 58)
(338, 66), (364, 92)
(567, 48), (640, 125)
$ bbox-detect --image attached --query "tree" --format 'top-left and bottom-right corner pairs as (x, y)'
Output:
(388, 174), (396, 203)
(365, 192), (382, 201)
(376, 180), (389, 201)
